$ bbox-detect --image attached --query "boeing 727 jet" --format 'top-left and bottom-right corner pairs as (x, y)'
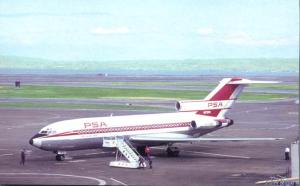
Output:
(29, 78), (281, 168)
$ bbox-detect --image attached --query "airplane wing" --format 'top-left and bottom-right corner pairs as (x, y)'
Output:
(129, 134), (283, 143)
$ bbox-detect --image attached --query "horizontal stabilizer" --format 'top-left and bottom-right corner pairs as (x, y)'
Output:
(228, 79), (280, 84)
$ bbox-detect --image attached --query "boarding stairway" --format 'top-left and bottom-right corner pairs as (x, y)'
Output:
(103, 136), (146, 169)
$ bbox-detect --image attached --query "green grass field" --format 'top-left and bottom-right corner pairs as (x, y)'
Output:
(0, 85), (297, 100)
(0, 102), (169, 110)
(250, 83), (298, 90)
(86, 81), (298, 90)
(109, 82), (216, 87)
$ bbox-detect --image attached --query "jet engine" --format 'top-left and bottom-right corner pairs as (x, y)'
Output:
(190, 119), (222, 130)
(216, 118), (234, 127)
(175, 100), (228, 112)
(176, 101), (201, 112)
(189, 118), (234, 130)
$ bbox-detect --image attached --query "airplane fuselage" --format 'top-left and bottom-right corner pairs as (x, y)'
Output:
(30, 111), (221, 151)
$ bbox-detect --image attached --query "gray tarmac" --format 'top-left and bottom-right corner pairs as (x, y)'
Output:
(0, 100), (298, 186)
(0, 74), (298, 185)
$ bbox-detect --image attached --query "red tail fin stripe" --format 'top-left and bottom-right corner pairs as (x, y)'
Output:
(209, 84), (239, 101)
(230, 77), (242, 81)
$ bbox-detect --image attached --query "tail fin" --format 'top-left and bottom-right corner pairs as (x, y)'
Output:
(204, 78), (244, 101)
(176, 78), (279, 118)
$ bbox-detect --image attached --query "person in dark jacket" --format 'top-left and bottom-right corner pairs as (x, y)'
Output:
(20, 149), (26, 165)
(285, 147), (290, 160)
(144, 146), (152, 169)
(138, 156), (145, 168)
(148, 157), (152, 169)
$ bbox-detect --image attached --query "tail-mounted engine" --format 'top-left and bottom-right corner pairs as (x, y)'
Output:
(189, 118), (234, 130)
(175, 100), (232, 112)
(215, 118), (234, 127)
(190, 119), (222, 130)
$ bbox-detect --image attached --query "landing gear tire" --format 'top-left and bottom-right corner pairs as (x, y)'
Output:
(166, 147), (180, 157)
(55, 154), (65, 161)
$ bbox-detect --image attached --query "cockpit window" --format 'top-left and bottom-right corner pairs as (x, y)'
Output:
(39, 128), (56, 135)
(49, 130), (56, 134)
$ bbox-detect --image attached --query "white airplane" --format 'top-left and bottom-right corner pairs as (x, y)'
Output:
(29, 78), (282, 168)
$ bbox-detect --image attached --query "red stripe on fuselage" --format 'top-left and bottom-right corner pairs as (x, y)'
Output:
(43, 122), (192, 139)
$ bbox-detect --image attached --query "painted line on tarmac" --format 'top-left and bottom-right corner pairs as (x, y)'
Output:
(69, 159), (86, 163)
(151, 147), (249, 159)
(54, 162), (68, 165)
(183, 150), (251, 159)
(233, 107), (280, 114)
(288, 112), (298, 115)
(110, 177), (128, 186)
(0, 173), (106, 185)
(84, 152), (112, 156)
(280, 124), (298, 130)
(0, 153), (13, 157)
(228, 124), (297, 130)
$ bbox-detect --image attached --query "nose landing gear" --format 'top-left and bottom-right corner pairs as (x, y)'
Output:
(54, 151), (66, 161)
(166, 146), (180, 157)
(55, 154), (65, 161)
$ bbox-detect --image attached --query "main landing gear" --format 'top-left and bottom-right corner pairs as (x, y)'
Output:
(54, 151), (66, 161)
(136, 145), (180, 157)
(166, 146), (180, 157)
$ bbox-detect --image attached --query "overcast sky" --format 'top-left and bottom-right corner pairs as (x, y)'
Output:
(0, 0), (298, 60)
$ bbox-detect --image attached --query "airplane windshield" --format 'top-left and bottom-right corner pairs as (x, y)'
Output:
(39, 127), (56, 135)
(39, 129), (51, 134)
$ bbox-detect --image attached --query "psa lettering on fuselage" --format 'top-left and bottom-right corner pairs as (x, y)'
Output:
(84, 121), (107, 129)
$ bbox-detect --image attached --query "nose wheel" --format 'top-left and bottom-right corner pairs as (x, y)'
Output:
(55, 154), (65, 161)
(54, 151), (66, 161)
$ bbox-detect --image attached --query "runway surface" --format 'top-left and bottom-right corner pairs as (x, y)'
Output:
(0, 100), (298, 186)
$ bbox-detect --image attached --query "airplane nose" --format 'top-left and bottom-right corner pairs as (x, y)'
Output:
(29, 138), (33, 145)
(30, 138), (42, 148)
(29, 133), (45, 148)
